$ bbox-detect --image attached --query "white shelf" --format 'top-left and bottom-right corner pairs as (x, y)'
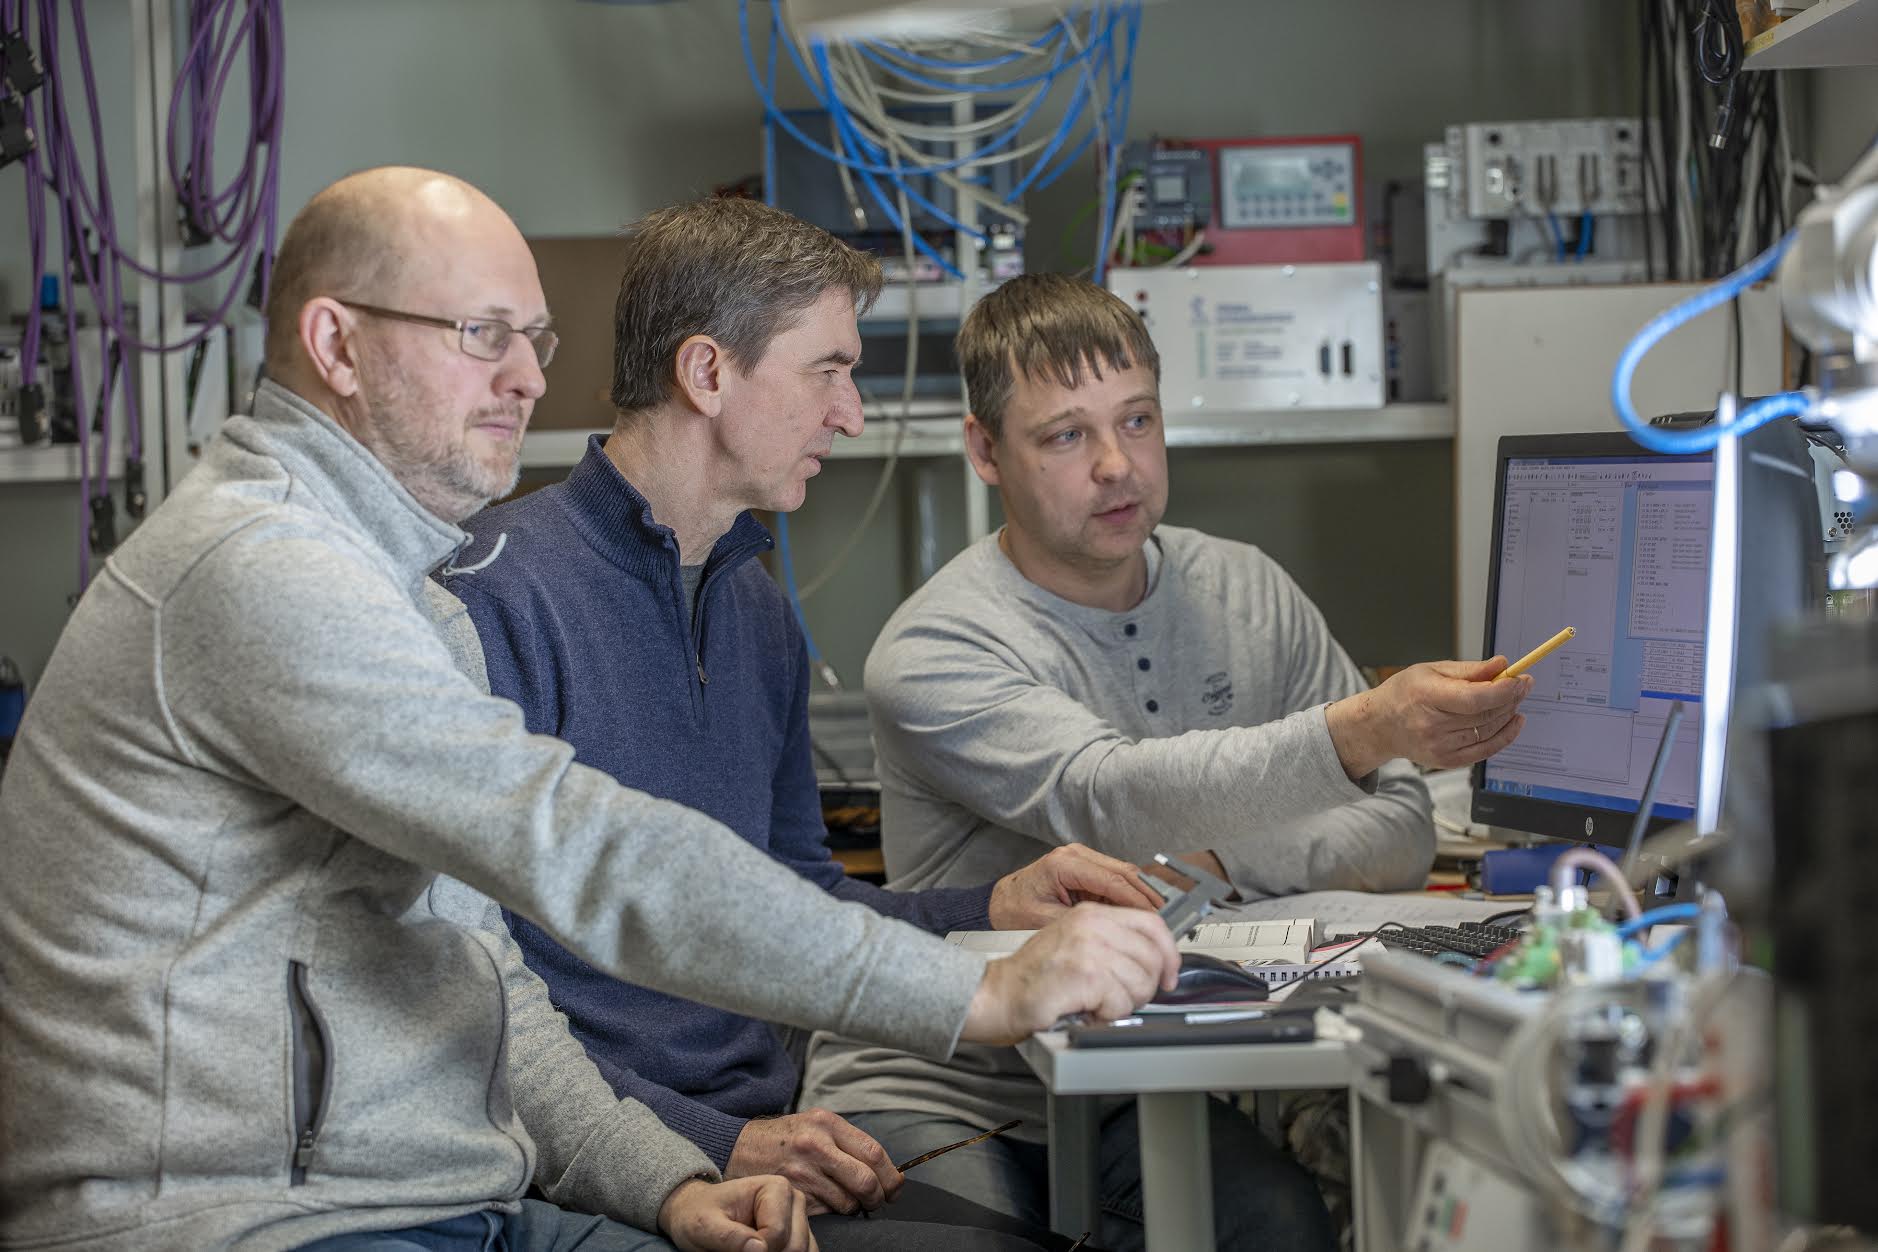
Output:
(1164, 402), (1453, 448)
(0, 440), (127, 484)
(521, 403), (1453, 470)
(1744, 0), (1878, 69)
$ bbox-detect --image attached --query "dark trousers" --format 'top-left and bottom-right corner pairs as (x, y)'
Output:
(847, 1097), (1336, 1252)
(297, 1185), (1085, 1252)
(813, 1179), (1096, 1250)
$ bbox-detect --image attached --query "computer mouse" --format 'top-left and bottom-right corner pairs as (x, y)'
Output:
(1149, 952), (1271, 1007)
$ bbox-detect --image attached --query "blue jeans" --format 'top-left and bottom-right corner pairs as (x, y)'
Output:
(846, 1099), (1335, 1252)
(293, 1199), (675, 1251)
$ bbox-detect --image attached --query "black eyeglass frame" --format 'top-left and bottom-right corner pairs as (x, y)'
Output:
(338, 299), (559, 368)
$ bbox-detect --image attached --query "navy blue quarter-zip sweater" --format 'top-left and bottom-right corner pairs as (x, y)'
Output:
(438, 438), (994, 1168)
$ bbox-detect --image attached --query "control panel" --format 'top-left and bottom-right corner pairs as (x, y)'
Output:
(1121, 143), (1213, 233)
(1454, 118), (1647, 220)
(1219, 141), (1357, 230)
(1118, 134), (1365, 266)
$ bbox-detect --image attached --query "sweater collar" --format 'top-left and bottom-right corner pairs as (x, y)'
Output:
(229, 380), (467, 585)
(979, 527), (1169, 642)
(558, 435), (775, 581)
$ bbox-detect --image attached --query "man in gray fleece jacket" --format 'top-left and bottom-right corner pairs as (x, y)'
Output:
(802, 274), (1534, 1251)
(0, 170), (1178, 1252)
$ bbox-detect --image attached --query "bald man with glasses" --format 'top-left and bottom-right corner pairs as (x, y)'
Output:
(0, 167), (1179, 1252)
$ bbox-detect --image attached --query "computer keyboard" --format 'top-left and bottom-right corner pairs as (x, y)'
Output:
(1336, 922), (1526, 961)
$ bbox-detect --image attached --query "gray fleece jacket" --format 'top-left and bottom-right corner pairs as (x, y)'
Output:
(801, 527), (1431, 1135)
(0, 381), (986, 1251)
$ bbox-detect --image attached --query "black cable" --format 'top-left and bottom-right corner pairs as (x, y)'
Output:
(1650, 2), (1683, 279)
(1305, 920), (1484, 978)
(1730, 294), (1744, 400)
(1695, 0), (1745, 159)
(1640, 10), (1658, 283)
(1297, 926), (1392, 979)
(1694, 0), (1744, 86)
(1483, 907), (1534, 929)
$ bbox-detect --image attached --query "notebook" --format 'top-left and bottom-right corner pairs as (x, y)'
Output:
(944, 917), (1316, 965)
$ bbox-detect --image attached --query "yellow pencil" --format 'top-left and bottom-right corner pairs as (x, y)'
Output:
(1497, 626), (1576, 681)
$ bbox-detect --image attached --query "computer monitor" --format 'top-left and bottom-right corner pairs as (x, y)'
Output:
(1471, 432), (1714, 847)
(1697, 417), (1829, 834)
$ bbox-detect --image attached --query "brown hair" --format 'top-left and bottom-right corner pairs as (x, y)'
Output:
(609, 198), (883, 416)
(955, 272), (1160, 440)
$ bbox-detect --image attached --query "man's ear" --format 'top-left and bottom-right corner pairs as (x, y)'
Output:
(301, 297), (362, 397)
(672, 335), (728, 418)
(963, 413), (1002, 487)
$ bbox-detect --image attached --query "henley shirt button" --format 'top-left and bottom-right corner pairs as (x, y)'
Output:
(1137, 657), (1151, 671)
(1124, 623), (1138, 637)
(1145, 699), (1159, 713)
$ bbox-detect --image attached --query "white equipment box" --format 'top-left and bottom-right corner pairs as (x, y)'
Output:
(1405, 1141), (1547, 1252)
(1111, 262), (1384, 412)
(1453, 117), (1647, 220)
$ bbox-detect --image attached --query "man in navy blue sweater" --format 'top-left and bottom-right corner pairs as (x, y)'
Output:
(436, 197), (1159, 1237)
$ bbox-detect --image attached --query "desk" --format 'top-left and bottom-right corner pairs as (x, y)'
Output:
(1015, 891), (1512, 1248)
(1017, 1029), (1351, 1249)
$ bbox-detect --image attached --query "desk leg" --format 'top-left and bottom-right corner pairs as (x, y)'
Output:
(1137, 1091), (1213, 1251)
(1047, 1091), (1100, 1238)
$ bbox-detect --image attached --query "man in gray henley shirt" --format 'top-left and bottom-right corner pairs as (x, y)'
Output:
(802, 274), (1534, 1251)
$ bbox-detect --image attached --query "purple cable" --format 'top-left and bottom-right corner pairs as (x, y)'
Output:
(12, 0), (285, 590)
(35, 0), (279, 345)
(11, 0), (47, 385)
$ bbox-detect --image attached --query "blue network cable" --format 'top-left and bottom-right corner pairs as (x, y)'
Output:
(1617, 902), (1701, 973)
(1616, 902), (1702, 939)
(771, 510), (829, 669)
(755, 20), (831, 669)
(1630, 927), (1690, 972)
(1611, 229), (1809, 455)
(738, 0), (1143, 282)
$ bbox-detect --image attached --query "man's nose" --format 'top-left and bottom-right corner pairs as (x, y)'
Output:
(830, 376), (864, 437)
(1091, 432), (1129, 481)
(496, 335), (547, 402)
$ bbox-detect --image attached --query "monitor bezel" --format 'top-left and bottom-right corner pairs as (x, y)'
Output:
(1469, 431), (1712, 847)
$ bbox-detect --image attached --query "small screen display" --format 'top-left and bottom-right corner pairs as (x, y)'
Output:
(1218, 142), (1355, 230)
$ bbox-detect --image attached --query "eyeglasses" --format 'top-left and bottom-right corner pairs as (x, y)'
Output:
(339, 300), (559, 368)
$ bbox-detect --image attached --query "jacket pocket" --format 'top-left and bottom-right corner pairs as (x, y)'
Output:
(287, 960), (333, 1185)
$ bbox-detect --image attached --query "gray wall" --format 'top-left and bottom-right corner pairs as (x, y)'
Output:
(0, 0), (1828, 688)
(1808, 65), (1878, 182)
(785, 0), (1639, 679)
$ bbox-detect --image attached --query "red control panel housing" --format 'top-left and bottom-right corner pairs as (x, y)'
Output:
(1173, 134), (1366, 265)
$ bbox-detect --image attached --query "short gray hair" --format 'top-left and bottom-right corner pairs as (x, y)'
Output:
(610, 198), (883, 416)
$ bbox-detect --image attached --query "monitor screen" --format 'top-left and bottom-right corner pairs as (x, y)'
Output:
(1473, 433), (1712, 845)
(1699, 417), (1829, 834)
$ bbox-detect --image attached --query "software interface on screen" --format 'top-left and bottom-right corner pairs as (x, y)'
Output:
(1481, 452), (1713, 820)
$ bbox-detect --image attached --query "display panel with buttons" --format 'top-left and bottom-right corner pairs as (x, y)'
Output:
(1218, 142), (1358, 231)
